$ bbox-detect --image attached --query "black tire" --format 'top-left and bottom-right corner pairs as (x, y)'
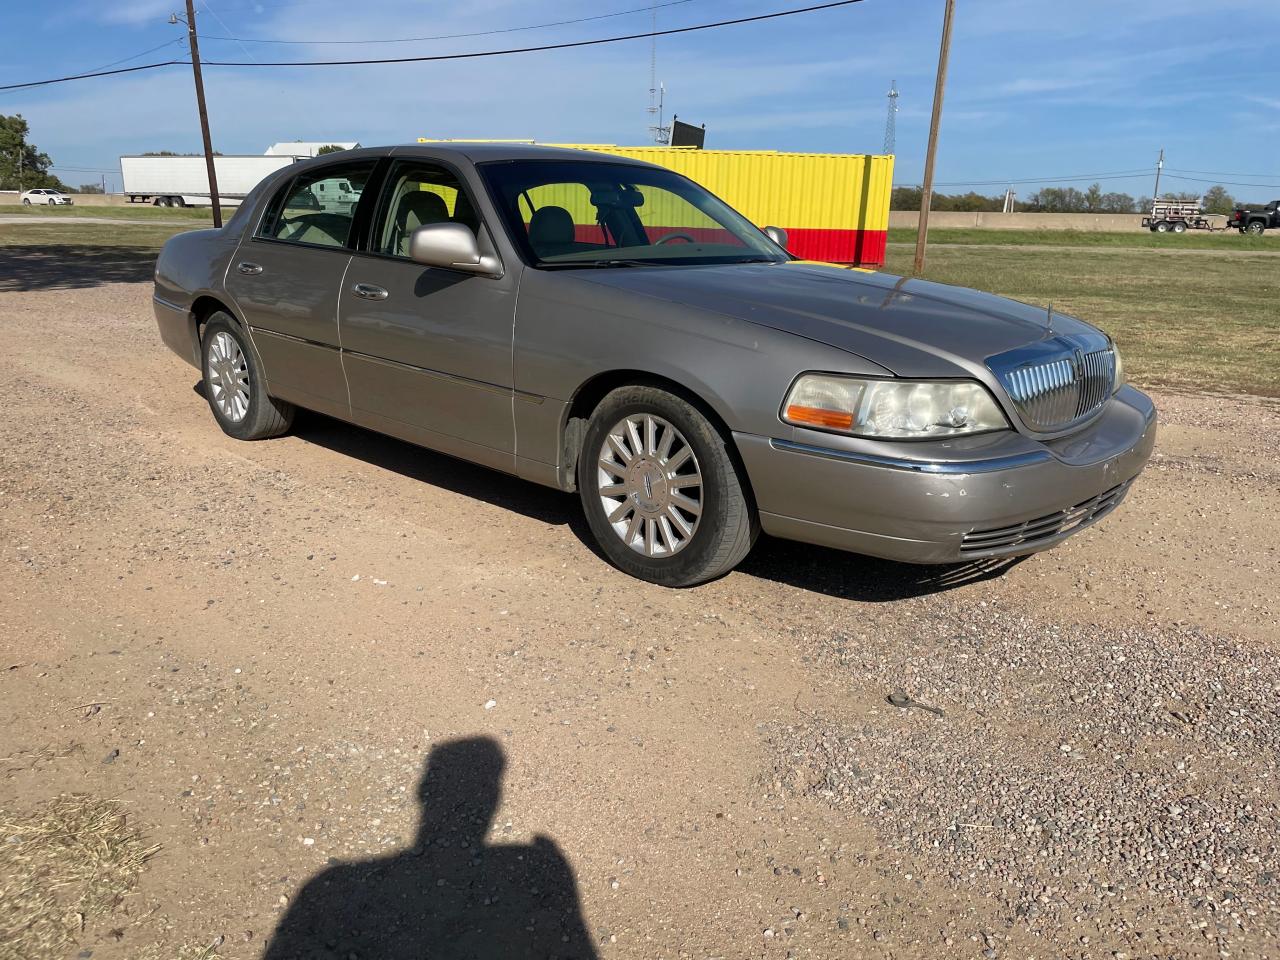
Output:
(1154, 221), (1169, 233)
(200, 313), (294, 440)
(22, 198), (30, 205)
(1247, 221), (1265, 236)
(1172, 221), (1187, 234)
(577, 385), (757, 587)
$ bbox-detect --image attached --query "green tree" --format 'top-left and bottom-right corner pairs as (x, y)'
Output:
(1202, 184), (1235, 215)
(76, 183), (105, 194)
(1099, 192), (1136, 213)
(1026, 187), (1088, 212)
(0, 114), (66, 191)
(1084, 182), (1104, 212)
(316, 144), (347, 155)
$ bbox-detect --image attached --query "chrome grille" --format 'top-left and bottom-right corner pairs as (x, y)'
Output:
(989, 335), (1116, 432)
(960, 480), (1132, 554)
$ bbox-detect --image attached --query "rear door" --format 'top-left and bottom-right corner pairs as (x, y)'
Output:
(338, 157), (518, 471)
(226, 158), (378, 418)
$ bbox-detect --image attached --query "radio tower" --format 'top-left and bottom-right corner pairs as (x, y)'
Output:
(646, 3), (669, 144)
(883, 80), (899, 154)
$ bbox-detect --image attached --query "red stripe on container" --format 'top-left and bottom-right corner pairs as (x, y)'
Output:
(785, 228), (887, 268)
(550, 225), (888, 268)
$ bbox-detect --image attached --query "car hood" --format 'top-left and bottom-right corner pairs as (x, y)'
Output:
(577, 260), (1101, 379)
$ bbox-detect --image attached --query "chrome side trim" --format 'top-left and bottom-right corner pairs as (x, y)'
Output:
(340, 347), (511, 398)
(769, 438), (1053, 474)
(152, 294), (186, 313)
(249, 326), (338, 352)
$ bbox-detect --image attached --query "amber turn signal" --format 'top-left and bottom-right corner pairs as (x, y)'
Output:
(783, 405), (855, 430)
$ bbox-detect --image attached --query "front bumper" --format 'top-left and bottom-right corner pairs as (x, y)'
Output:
(735, 384), (1157, 564)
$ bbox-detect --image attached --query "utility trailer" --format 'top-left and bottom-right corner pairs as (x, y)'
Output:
(119, 155), (302, 208)
(1141, 198), (1226, 234)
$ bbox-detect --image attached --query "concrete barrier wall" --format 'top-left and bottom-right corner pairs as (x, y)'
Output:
(889, 211), (1147, 232)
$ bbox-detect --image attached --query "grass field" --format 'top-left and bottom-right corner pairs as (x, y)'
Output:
(884, 234), (1279, 396)
(2, 222), (1276, 396)
(0, 203), (213, 221)
(886, 226), (1275, 250)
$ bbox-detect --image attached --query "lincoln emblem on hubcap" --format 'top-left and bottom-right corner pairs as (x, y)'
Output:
(597, 414), (703, 558)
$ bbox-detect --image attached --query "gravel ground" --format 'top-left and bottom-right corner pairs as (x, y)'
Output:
(1, 271), (1278, 960)
(774, 609), (1280, 957)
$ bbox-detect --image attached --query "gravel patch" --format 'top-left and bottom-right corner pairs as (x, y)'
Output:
(775, 602), (1280, 954)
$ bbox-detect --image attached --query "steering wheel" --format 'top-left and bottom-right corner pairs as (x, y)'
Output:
(654, 232), (697, 245)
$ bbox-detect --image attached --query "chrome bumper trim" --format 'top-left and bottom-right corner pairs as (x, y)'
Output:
(768, 438), (1054, 475)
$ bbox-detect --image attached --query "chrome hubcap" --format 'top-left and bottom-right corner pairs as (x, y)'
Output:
(597, 414), (703, 558)
(206, 331), (250, 423)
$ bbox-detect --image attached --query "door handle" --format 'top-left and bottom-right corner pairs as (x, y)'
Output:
(352, 282), (389, 301)
(237, 261), (263, 275)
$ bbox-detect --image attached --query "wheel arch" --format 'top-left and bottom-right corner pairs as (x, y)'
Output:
(558, 369), (758, 515)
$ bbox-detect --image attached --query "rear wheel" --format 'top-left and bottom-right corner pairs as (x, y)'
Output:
(1154, 221), (1170, 233)
(200, 313), (294, 440)
(1247, 221), (1266, 236)
(1172, 221), (1187, 234)
(22, 198), (30, 206)
(577, 385), (757, 586)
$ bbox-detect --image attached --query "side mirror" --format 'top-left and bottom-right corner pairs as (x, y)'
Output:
(408, 222), (502, 276)
(762, 225), (789, 249)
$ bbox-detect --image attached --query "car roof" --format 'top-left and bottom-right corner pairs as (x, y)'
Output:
(284, 142), (658, 173)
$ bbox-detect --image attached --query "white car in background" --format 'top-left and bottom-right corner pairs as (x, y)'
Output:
(20, 188), (74, 206)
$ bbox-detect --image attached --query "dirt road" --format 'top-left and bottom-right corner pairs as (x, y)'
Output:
(2, 270), (1278, 959)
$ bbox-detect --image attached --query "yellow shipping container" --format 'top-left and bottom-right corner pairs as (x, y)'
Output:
(417, 140), (894, 267)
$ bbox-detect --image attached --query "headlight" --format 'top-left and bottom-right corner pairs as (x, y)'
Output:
(782, 374), (1009, 439)
(1112, 342), (1125, 392)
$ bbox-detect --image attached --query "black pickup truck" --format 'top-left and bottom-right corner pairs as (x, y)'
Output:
(1228, 200), (1280, 235)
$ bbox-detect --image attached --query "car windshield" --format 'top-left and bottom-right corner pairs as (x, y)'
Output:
(480, 158), (789, 268)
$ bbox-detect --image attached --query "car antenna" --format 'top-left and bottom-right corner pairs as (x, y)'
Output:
(1046, 300), (1054, 333)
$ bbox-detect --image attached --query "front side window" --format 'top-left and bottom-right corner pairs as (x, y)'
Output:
(372, 160), (481, 259)
(257, 161), (375, 249)
(480, 159), (787, 268)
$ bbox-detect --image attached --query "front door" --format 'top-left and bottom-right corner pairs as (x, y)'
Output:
(339, 158), (518, 473)
(226, 159), (377, 418)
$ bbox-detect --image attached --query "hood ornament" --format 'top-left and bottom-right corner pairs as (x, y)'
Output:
(1046, 300), (1054, 334)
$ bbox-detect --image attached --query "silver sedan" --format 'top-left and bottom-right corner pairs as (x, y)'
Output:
(153, 143), (1155, 586)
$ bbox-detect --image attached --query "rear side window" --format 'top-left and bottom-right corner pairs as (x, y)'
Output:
(257, 160), (375, 249)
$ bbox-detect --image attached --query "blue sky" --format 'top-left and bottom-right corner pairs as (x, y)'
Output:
(3, 0), (1279, 200)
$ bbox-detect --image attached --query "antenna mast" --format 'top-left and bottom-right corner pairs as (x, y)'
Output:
(646, 3), (670, 144)
(883, 80), (899, 154)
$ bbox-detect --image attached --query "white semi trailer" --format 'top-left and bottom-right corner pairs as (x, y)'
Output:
(119, 155), (302, 207)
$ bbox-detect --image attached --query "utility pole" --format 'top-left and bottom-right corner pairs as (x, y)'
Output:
(174, 1), (222, 227)
(1152, 147), (1164, 203)
(912, 0), (956, 277)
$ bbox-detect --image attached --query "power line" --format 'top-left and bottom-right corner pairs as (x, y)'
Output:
(202, 0), (701, 45)
(1166, 167), (1280, 180)
(198, 0), (258, 64)
(84, 37), (186, 74)
(201, 1), (868, 66)
(0, 0), (865, 92)
(932, 170), (1153, 188)
(0, 60), (184, 93)
(1163, 173), (1280, 190)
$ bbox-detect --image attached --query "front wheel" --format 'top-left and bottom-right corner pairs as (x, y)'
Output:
(578, 385), (757, 587)
(200, 313), (295, 440)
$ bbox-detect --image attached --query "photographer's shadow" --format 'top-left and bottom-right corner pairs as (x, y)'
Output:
(264, 737), (598, 960)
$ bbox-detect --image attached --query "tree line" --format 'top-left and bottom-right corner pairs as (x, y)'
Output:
(891, 182), (1248, 215)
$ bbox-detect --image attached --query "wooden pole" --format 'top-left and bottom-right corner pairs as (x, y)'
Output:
(185, 0), (222, 227)
(912, 0), (956, 276)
